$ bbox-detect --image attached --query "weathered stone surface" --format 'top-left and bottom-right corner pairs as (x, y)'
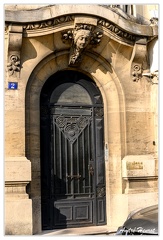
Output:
(5, 5), (156, 37)
(4, 4), (158, 235)
(122, 155), (156, 178)
(5, 157), (31, 182)
(5, 199), (33, 235)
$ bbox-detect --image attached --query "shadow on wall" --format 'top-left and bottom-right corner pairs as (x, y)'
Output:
(21, 38), (38, 64)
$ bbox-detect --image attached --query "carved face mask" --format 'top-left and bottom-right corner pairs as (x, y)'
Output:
(74, 30), (91, 49)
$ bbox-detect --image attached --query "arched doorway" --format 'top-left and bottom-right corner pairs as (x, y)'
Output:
(40, 70), (106, 229)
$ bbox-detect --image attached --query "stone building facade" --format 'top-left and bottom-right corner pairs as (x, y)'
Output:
(4, 4), (158, 235)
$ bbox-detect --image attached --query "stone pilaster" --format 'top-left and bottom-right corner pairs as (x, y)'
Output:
(5, 157), (32, 235)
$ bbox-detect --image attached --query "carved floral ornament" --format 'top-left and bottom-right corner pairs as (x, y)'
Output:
(132, 64), (142, 82)
(7, 55), (21, 76)
(6, 25), (22, 78)
(130, 17), (158, 84)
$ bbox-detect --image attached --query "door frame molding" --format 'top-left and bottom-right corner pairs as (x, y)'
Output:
(40, 71), (105, 228)
(25, 50), (126, 232)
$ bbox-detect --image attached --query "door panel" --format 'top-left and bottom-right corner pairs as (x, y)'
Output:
(54, 200), (93, 227)
(40, 71), (106, 229)
(51, 107), (95, 227)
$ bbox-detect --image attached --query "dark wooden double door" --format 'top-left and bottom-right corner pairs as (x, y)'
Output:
(40, 70), (106, 229)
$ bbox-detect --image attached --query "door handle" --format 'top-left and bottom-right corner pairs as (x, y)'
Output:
(88, 164), (94, 176)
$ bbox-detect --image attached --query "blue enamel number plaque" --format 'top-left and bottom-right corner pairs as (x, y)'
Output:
(8, 82), (18, 90)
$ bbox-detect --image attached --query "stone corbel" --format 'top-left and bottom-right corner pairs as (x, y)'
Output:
(62, 16), (103, 67)
(131, 38), (147, 82)
(7, 24), (23, 78)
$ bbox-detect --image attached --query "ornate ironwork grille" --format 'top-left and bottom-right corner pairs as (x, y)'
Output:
(51, 107), (94, 199)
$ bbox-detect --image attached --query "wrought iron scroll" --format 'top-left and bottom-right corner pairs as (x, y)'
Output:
(54, 115), (91, 144)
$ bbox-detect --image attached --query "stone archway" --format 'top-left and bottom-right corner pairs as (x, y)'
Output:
(40, 69), (106, 229)
(25, 50), (125, 233)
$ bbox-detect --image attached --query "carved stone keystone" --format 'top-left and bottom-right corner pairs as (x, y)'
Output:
(62, 16), (103, 67)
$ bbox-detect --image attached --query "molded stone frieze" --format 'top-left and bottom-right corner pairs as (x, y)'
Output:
(97, 18), (136, 42)
(62, 23), (103, 67)
(22, 14), (137, 44)
(7, 25), (23, 78)
(23, 15), (74, 30)
(5, 181), (29, 199)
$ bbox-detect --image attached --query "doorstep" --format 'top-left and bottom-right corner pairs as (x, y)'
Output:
(38, 225), (116, 235)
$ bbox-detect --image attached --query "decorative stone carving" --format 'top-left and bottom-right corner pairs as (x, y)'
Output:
(62, 23), (103, 66)
(142, 70), (159, 84)
(132, 64), (142, 82)
(23, 15), (74, 30)
(7, 25), (23, 78)
(62, 30), (73, 44)
(150, 17), (158, 26)
(22, 13), (137, 43)
(31, 13), (137, 43)
(98, 18), (136, 42)
(131, 38), (147, 82)
(69, 24), (94, 66)
(7, 55), (21, 76)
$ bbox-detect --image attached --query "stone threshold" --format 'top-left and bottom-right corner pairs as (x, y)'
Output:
(38, 225), (117, 235)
